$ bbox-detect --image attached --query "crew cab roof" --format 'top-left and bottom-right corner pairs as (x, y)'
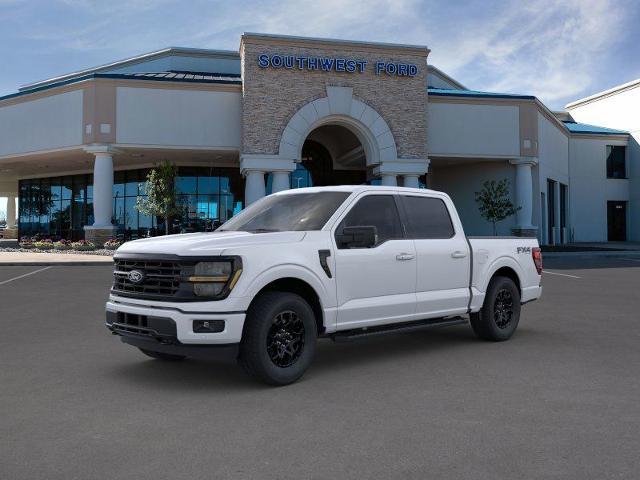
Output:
(272, 185), (443, 195)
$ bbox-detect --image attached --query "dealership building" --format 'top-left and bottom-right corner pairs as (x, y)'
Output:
(0, 33), (637, 244)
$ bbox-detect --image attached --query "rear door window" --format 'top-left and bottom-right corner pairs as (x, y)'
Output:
(400, 195), (455, 239)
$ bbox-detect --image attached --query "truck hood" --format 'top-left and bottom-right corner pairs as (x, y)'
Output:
(115, 231), (307, 257)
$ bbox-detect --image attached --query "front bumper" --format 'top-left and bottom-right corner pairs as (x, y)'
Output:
(106, 298), (246, 345)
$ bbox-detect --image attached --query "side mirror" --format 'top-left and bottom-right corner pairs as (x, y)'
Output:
(336, 225), (378, 249)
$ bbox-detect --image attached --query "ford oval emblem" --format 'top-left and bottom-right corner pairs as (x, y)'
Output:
(128, 270), (145, 284)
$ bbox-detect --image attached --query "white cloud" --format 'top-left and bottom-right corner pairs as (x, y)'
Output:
(3, 0), (635, 108)
(426, 0), (631, 107)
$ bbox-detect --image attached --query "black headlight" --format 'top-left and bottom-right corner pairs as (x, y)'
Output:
(187, 258), (243, 299)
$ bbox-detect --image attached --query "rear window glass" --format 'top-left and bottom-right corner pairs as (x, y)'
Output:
(400, 196), (454, 239)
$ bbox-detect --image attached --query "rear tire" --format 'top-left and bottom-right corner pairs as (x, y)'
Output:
(239, 291), (317, 386)
(138, 348), (186, 361)
(470, 276), (521, 341)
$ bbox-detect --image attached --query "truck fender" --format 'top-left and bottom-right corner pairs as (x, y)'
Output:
(243, 263), (331, 310)
(479, 255), (525, 294)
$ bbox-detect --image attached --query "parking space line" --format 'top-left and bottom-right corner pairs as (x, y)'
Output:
(0, 266), (52, 286)
(542, 270), (581, 279)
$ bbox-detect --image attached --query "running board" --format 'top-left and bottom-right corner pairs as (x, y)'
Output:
(329, 316), (467, 342)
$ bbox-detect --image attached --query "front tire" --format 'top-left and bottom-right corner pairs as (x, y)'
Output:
(470, 276), (521, 341)
(239, 291), (317, 386)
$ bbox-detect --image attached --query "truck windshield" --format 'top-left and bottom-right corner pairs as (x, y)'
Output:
(218, 191), (350, 232)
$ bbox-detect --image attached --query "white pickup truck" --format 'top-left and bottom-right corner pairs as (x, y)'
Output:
(106, 186), (542, 385)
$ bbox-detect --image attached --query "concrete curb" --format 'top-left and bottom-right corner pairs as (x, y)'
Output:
(542, 251), (640, 257)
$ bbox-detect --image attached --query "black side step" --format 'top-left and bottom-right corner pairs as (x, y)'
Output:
(330, 316), (468, 342)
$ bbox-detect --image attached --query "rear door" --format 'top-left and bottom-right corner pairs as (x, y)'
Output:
(398, 194), (470, 318)
(333, 193), (417, 329)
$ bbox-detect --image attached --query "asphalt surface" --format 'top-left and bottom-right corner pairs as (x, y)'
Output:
(1, 257), (639, 479)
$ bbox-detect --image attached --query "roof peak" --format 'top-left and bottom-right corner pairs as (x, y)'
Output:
(565, 78), (640, 109)
(19, 46), (240, 92)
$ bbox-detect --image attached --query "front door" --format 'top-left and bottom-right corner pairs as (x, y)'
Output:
(607, 201), (627, 241)
(333, 194), (416, 329)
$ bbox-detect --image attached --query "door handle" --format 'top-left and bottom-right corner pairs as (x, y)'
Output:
(451, 251), (468, 259)
(396, 253), (415, 261)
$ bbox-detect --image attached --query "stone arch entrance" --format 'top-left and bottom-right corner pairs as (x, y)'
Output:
(278, 86), (398, 168)
(240, 86), (430, 204)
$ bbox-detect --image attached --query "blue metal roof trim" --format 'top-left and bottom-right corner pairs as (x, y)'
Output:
(0, 72), (242, 102)
(428, 87), (536, 100)
(562, 121), (628, 135)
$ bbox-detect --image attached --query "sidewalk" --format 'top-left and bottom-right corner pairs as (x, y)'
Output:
(542, 242), (640, 257)
(0, 251), (113, 266)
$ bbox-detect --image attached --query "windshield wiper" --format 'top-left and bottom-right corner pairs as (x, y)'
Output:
(246, 228), (280, 233)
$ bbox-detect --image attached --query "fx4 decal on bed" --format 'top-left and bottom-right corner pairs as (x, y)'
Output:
(517, 246), (532, 254)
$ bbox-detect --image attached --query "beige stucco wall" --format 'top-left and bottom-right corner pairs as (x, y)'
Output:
(427, 101), (520, 157)
(0, 90), (83, 157)
(240, 36), (428, 160)
(115, 86), (242, 148)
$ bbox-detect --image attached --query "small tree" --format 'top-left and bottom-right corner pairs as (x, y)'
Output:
(136, 161), (182, 235)
(474, 179), (520, 236)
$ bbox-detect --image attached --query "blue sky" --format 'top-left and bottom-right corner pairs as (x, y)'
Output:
(1, 0), (639, 218)
(1, 0), (639, 108)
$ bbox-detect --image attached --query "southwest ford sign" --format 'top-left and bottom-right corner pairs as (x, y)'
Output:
(257, 54), (418, 77)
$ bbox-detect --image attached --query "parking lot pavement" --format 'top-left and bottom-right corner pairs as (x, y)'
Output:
(1, 258), (639, 480)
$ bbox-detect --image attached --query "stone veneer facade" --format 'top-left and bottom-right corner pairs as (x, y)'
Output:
(240, 34), (429, 161)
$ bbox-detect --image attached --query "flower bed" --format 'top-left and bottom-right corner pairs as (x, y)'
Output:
(54, 239), (73, 251)
(103, 238), (123, 250)
(33, 240), (54, 250)
(4, 237), (130, 255)
(71, 240), (96, 251)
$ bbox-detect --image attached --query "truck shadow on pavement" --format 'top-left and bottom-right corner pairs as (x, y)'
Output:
(104, 324), (544, 390)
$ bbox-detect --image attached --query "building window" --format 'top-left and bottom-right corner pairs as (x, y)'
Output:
(560, 183), (568, 243)
(18, 166), (244, 241)
(606, 145), (626, 179)
(547, 179), (556, 244)
(18, 174), (93, 240)
(173, 166), (244, 235)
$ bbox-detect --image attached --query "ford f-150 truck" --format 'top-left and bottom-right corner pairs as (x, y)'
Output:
(106, 186), (543, 385)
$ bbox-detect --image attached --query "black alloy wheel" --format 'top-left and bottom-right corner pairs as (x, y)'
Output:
(266, 310), (306, 368)
(493, 288), (514, 329)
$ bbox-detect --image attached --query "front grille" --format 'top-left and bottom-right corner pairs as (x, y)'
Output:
(113, 258), (183, 299)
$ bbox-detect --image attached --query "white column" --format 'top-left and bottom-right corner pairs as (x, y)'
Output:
(380, 174), (397, 186)
(92, 152), (115, 227)
(244, 170), (266, 206)
(510, 158), (537, 230)
(271, 171), (290, 193)
(6, 195), (16, 228)
(402, 174), (420, 189)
